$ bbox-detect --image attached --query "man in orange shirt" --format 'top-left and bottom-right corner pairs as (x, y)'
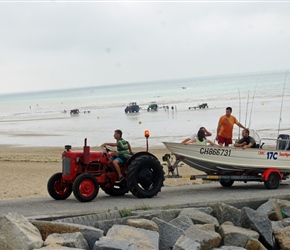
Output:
(216, 107), (247, 147)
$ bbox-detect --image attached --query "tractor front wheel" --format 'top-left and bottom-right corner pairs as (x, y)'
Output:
(47, 172), (72, 200)
(73, 174), (99, 202)
(127, 154), (164, 198)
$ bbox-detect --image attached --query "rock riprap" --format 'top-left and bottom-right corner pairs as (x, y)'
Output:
(1, 198), (290, 249)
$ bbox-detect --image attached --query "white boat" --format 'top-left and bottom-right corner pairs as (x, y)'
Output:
(163, 142), (290, 173)
(162, 137), (290, 189)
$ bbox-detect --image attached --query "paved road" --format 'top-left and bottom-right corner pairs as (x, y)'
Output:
(1, 181), (290, 219)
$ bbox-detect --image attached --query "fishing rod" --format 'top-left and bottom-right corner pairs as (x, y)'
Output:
(277, 71), (288, 137)
(248, 82), (257, 128)
(244, 90), (250, 127)
(237, 88), (241, 140)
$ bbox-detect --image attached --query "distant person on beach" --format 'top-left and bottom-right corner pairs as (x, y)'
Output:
(101, 129), (132, 183)
(216, 107), (247, 147)
(182, 127), (212, 144)
(234, 129), (257, 149)
(185, 128), (219, 146)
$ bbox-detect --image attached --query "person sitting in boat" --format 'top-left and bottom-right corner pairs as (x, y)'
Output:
(185, 129), (220, 146)
(182, 127), (212, 144)
(234, 129), (257, 149)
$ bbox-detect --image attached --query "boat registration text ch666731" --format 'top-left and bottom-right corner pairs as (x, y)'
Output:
(200, 148), (231, 157)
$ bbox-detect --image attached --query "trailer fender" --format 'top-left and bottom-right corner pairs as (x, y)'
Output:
(263, 168), (282, 181)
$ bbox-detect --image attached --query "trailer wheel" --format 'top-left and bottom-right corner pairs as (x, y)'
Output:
(220, 180), (234, 187)
(101, 184), (129, 196)
(264, 172), (280, 189)
(73, 174), (99, 202)
(127, 155), (164, 198)
(47, 172), (72, 200)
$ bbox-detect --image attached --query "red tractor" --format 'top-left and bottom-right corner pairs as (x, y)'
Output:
(47, 131), (164, 202)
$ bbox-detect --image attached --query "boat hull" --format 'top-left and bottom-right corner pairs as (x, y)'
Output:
(163, 142), (290, 174)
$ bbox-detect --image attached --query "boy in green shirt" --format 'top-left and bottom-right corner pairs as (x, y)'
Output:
(101, 129), (132, 183)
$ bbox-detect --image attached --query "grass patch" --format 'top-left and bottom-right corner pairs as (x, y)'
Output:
(163, 204), (178, 210)
(119, 208), (132, 218)
(136, 204), (152, 211)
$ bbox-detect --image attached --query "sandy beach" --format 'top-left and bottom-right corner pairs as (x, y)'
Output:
(0, 145), (204, 200)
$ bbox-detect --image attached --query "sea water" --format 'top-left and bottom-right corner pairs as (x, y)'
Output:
(0, 70), (289, 148)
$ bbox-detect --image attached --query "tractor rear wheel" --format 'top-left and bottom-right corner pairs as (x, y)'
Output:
(73, 174), (99, 202)
(101, 184), (129, 196)
(127, 154), (164, 198)
(47, 172), (72, 200)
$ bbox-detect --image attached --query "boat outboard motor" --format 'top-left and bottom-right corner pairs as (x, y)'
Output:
(277, 134), (290, 150)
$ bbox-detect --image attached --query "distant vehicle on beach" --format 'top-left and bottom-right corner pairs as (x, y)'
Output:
(70, 109), (79, 115)
(188, 103), (208, 110)
(125, 102), (140, 113)
(147, 102), (158, 111)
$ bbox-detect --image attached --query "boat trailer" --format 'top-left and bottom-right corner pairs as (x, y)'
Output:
(162, 153), (289, 190)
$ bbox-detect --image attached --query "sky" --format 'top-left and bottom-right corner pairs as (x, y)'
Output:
(0, 1), (290, 94)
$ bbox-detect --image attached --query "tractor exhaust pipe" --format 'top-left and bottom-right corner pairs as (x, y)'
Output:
(83, 138), (90, 164)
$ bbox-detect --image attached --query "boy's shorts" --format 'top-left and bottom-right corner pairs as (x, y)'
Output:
(110, 155), (128, 163)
